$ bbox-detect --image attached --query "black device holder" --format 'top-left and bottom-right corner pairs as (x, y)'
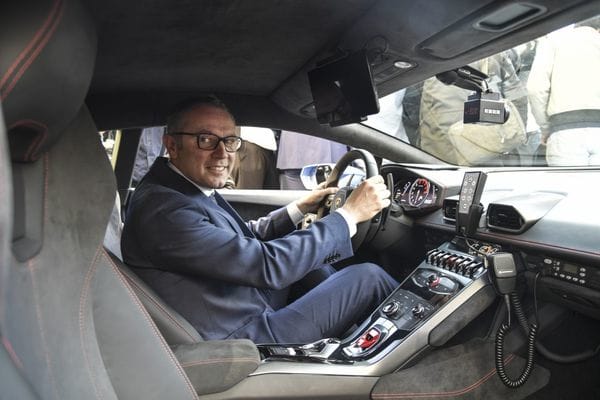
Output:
(456, 171), (487, 237)
(436, 65), (510, 124)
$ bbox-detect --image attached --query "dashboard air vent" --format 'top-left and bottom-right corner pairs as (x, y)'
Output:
(487, 204), (524, 232)
(443, 199), (458, 223)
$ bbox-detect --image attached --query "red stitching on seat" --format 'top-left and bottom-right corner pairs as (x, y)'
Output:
(27, 257), (60, 400)
(102, 250), (198, 399)
(0, 0), (64, 101)
(42, 153), (49, 237)
(79, 247), (104, 400)
(180, 357), (259, 368)
(19, 153), (59, 399)
(0, 0), (60, 91)
(122, 273), (199, 343)
(371, 354), (516, 399)
(1, 336), (24, 370)
(9, 120), (48, 162)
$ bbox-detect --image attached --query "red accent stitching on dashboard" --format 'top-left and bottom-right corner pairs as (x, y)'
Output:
(0, 0), (63, 101)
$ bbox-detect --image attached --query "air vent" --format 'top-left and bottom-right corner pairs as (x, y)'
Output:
(487, 204), (524, 233)
(443, 199), (458, 223)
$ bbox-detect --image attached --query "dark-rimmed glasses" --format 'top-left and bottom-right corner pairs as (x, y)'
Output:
(170, 132), (243, 152)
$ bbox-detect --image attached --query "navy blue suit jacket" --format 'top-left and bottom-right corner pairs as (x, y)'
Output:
(121, 158), (353, 342)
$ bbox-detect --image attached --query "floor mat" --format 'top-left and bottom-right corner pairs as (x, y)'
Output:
(371, 339), (549, 400)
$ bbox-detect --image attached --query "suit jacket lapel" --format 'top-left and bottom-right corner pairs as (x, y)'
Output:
(149, 158), (254, 237)
(214, 192), (254, 237)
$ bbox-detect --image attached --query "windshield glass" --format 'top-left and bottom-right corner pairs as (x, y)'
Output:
(365, 14), (600, 167)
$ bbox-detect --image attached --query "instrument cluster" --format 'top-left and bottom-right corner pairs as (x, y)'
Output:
(394, 177), (440, 210)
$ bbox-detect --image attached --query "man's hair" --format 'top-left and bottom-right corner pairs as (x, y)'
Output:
(166, 96), (236, 134)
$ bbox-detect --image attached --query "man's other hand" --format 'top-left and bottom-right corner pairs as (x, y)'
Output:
(342, 175), (391, 223)
(295, 183), (338, 214)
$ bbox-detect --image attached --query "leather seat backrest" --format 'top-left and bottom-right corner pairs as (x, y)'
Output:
(0, 1), (198, 398)
(107, 251), (204, 345)
(103, 194), (203, 345)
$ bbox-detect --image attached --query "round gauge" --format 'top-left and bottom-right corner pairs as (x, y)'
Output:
(408, 178), (431, 207)
(395, 181), (412, 203)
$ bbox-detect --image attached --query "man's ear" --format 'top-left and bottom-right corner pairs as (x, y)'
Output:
(163, 134), (178, 159)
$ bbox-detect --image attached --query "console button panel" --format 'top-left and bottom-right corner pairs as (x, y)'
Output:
(425, 248), (485, 279)
(341, 243), (486, 360)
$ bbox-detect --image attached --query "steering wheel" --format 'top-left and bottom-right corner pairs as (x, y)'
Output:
(315, 149), (381, 250)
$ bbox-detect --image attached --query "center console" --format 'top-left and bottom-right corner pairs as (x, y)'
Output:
(256, 239), (497, 376)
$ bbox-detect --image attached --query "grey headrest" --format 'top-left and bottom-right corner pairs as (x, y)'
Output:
(0, 0), (96, 162)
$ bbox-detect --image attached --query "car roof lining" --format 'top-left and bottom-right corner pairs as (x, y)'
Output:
(83, 0), (597, 136)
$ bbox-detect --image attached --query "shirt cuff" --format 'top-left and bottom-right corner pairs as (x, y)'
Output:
(286, 202), (305, 225)
(335, 208), (357, 237)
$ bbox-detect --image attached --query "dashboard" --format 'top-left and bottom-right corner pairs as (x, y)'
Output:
(380, 164), (600, 320)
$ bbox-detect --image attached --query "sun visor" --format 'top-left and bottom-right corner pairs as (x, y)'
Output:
(418, 2), (546, 59)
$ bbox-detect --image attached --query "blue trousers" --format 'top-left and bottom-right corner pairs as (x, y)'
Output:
(266, 263), (399, 343)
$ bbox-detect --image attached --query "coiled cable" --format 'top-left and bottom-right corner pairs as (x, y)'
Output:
(495, 294), (538, 388)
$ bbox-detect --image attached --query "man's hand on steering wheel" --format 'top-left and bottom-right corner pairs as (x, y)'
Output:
(341, 175), (391, 223)
(295, 183), (339, 214)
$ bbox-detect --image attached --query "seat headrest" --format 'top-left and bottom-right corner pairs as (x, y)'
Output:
(0, 0), (96, 162)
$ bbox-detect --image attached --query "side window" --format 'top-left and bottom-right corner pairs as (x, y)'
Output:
(231, 127), (278, 190)
(232, 129), (350, 190)
(103, 125), (353, 191)
(98, 126), (166, 187)
(130, 126), (166, 186)
(99, 130), (120, 168)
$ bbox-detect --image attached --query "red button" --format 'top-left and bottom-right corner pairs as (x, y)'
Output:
(357, 328), (381, 350)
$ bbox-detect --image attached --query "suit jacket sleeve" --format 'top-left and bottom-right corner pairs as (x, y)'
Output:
(126, 188), (353, 290)
(246, 206), (295, 241)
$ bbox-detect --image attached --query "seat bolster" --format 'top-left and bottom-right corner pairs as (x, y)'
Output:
(0, 343), (39, 400)
(108, 252), (203, 345)
(171, 340), (260, 395)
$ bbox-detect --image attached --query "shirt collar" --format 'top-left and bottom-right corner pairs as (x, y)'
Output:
(167, 160), (215, 197)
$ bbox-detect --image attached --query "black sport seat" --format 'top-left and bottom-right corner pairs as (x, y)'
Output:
(0, 1), (259, 398)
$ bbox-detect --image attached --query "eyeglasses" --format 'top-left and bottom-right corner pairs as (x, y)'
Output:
(170, 132), (243, 152)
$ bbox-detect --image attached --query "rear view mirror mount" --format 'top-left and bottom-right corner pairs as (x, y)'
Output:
(308, 50), (380, 127)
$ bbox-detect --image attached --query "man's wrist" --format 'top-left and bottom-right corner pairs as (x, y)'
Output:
(287, 202), (305, 225)
(288, 201), (357, 237)
(335, 208), (357, 237)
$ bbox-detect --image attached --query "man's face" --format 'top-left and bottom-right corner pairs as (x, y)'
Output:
(165, 105), (237, 188)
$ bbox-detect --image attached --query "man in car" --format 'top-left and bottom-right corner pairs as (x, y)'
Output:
(121, 97), (398, 344)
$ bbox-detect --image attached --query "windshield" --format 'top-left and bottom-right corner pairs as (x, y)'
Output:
(365, 14), (600, 167)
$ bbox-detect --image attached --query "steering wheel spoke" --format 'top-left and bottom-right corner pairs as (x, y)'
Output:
(314, 149), (382, 250)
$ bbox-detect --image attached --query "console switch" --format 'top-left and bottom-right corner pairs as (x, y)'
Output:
(343, 318), (397, 358)
(357, 328), (381, 350)
(412, 303), (426, 319)
(427, 273), (441, 288)
(382, 301), (402, 319)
